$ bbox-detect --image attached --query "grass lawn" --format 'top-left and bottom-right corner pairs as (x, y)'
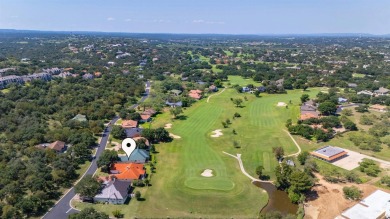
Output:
(294, 107), (390, 162)
(79, 76), (322, 217)
(227, 75), (262, 87)
(126, 78), (320, 217)
(352, 73), (365, 78)
(76, 161), (91, 176)
(224, 50), (233, 56)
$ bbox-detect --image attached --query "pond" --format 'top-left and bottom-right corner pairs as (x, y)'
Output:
(253, 181), (298, 215)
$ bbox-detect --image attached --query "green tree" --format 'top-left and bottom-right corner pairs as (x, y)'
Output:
(380, 176), (390, 187)
(74, 175), (101, 199)
(355, 105), (369, 113)
(343, 186), (362, 200)
(300, 94), (309, 103)
(69, 207), (109, 219)
(112, 209), (123, 218)
(318, 101), (337, 115)
(256, 165), (264, 177)
(342, 109), (353, 116)
(97, 150), (119, 173)
(272, 146), (285, 160)
(232, 98), (243, 107)
(111, 125), (126, 139)
(297, 151), (309, 165)
(135, 191), (141, 200)
(169, 106), (183, 119)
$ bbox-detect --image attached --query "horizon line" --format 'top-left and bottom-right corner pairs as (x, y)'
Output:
(1, 28), (389, 37)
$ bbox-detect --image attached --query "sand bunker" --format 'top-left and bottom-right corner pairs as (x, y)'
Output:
(201, 169), (213, 177)
(169, 133), (181, 139)
(211, 129), (223, 137)
(164, 123), (172, 129)
(277, 102), (287, 107)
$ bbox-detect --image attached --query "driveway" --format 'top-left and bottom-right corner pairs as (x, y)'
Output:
(332, 149), (390, 170)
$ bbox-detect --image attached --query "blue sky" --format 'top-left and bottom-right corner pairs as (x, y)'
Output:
(0, 0), (389, 34)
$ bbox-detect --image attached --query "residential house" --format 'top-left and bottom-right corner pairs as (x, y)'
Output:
(347, 83), (358, 88)
(139, 109), (156, 123)
(357, 90), (374, 96)
(189, 90), (203, 100)
(170, 89), (182, 96)
(125, 127), (143, 138)
(82, 73), (94, 80)
(121, 120), (138, 129)
(94, 180), (131, 204)
(118, 149), (150, 163)
(110, 163), (146, 181)
(22, 73), (52, 82)
(49, 141), (66, 153)
(242, 87), (251, 92)
(0, 75), (24, 89)
(257, 86), (266, 92)
(72, 114), (87, 122)
(338, 97), (348, 103)
(369, 104), (387, 112)
(275, 78), (284, 88)
(209, 85), (218, 92)
(166, 100), (183, 108)
(300, 100), (320, 120)
(94, 72), (102, 78)
(56, 72), (73, 78)
(374, 87), (390, 96)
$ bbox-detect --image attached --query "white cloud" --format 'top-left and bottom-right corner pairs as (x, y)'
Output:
(192, 19), (225, 24)
(152, 19), (171, 23)
(107, 17), (115, 21)
(192, 19), (205, 23)
(124, 18), (132, 22)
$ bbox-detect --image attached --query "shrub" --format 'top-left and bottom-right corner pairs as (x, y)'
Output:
(234, 112), (241, 118)
(359, 159), (381, 177)
(343, 186), (362, 200)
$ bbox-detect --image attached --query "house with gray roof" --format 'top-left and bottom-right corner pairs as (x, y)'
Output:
(119, 149), (150, 163)
(94, 180), (131, 204)
(125, 127), (143, 138)
(374, 87), (390, 96)
(166, 100), (182, 108)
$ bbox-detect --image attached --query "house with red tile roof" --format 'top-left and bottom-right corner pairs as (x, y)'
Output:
(121, 120), (138, 129)
(189, 89), (203, 100)
(48, 141), (66, 153)
(110, 163), (146, 181)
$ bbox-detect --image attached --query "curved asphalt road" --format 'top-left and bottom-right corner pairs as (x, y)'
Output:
(43, 81), (151, 219)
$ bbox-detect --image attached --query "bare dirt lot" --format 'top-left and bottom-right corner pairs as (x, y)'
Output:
(304, 173), (385, 219)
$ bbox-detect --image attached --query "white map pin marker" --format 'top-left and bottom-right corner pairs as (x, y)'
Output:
(121, 138), (137, 159)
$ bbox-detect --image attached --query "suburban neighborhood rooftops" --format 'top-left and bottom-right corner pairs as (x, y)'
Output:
(375, 87), (390, 94)
(125, 127), (143, 138)
(310, 146), (347, 161)
(122, 120), (138, 128)
(188, 89), (202, 99)
(110, 163), (145, 180)
(49, 141), (65, 152)
(341, 190), (390, 219)
(119, 149), (149, 163)
(94, 180), (130, 200)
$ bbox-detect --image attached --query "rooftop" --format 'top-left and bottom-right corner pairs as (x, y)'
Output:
(312, 146), (345, 158)
(341, 190), (390, 219)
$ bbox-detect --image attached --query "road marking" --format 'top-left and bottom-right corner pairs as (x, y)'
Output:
(66, 208), (72, 213)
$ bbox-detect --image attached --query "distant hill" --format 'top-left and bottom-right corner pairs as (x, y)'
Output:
(0, 29), (389, 39)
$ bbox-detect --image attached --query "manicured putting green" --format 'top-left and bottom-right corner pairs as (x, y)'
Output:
(184, 177), (235, 190)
